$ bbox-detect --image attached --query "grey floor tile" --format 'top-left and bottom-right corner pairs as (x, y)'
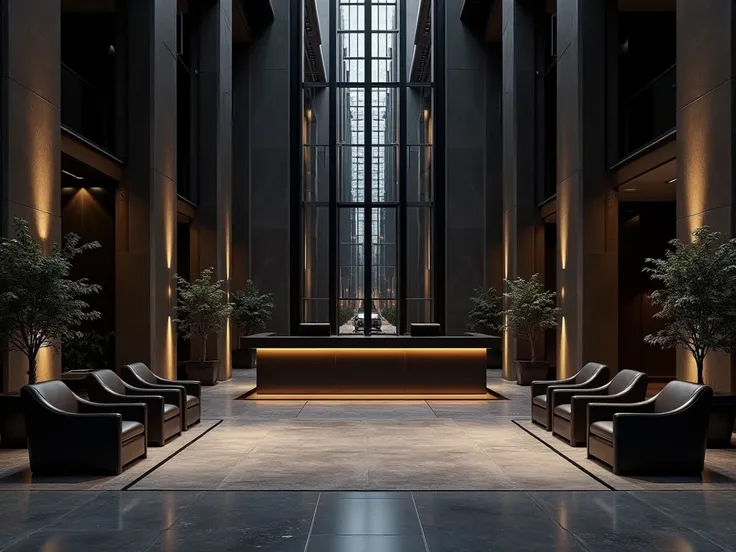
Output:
(3, 530), (161, 552)
(170, 491), (319, 532)
(306, 535), (427, 552)
(632, 491), (736, 550)
(311, 496), (421, 535)
(147, 527), (308, 552)
(40, 491), (203, 532)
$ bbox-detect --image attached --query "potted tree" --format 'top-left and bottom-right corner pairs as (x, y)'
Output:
(644, 226), (736, 447)
(466, 287), (503, 369)
(467, 287), (503, 335)
(230, 280), (273, 369)
(0, 218), (101, 447)
(175, 267), (232, 385)
(504, 274), (560, 385)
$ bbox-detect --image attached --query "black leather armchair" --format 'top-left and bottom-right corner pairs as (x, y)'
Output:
(587, 380), (713, 475)
(531, 362), (610, 430)
(88, 370), (182, 447)
(551, 369), (648, 446)
(21, 381), (147, 475)
(121, 363), (201, 430)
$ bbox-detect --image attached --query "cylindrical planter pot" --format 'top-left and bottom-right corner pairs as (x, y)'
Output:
(183, 360), (220, 386)
(232, 348), (256, 370)
(514, 360), (550, 386)
(0, 392), (26, 448)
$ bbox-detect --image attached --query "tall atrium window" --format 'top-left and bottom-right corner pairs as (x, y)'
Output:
(298, 0), (438, 335)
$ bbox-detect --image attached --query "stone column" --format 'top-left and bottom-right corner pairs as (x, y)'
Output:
(555, 0), (618, 378)
(676, 0), (736, 392)
(248, 0), (291, 334)
(232, 43), (250, 302)
(501, 0), (538, 380)
(445, 0), (490, 335)
(116, 0), (178, 379)
(0, 0), (61, 390)
(196, 0), (233, 381)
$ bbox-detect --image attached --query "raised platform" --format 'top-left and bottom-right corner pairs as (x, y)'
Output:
(241, 334), (501, 395)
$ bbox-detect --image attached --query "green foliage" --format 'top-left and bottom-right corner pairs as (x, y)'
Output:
(503, 274), (559, 363)
(381, 303), (398, 328)
(339, 305), (355, 326)
(644, 226), (736, 385)
(175, 267), (232, 361)
(0, 218), (101, 384)
(468, 287), (503, 334)
(62, 331), (114, 373)
(231, 280), (274, 338)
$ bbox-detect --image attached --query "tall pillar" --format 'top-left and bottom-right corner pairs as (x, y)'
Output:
(676, 0), (736, 392)
(486, 45), (503, 294)
(196, 0), (233, 380)
(556, 0), (617, 378)
(501, 0), (538, 380)
(232, 43), (250, 301)
(445, 0), (490, 334)
(248, 0), (291, 334)
(116, 0), (177, 379)
(0, 0), (62, 390)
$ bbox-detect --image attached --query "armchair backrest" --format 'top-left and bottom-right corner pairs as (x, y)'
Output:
(654, 380), (710, 413)
(23, 380), (79, 413)
(123, 362), (156, 384)
(91, 369), (126, 395)
(608, 369), (646, 395)
(575, 362), (607, 384)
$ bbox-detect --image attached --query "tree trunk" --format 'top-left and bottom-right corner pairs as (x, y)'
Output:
(529, 338), (536, 363)
(202, 336), (208, 362)
(696, 356), (704, 385)
(27, 351), (38, 385)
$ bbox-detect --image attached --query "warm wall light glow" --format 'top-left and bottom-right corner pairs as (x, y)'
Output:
(165, 316), (175, 380)
(36, 347), (55, 382)
(681, 102), (709, 238)
(30, 110), (56, 244)
(503, 212), (510, 279)
(559, 316), (568, 379)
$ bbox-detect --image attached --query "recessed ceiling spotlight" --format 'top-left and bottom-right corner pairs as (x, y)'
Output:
(666, 177), (677, 184)
(624, 188), (637, 192)
(62, 169), (83, 180)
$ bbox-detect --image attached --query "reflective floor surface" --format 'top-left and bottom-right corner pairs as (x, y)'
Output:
(2, 490), (736, 551)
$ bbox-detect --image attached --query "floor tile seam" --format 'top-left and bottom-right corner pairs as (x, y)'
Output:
(525, 491), (595, 552)
(214, 444), (266, 490)
(410, 492), (431, 552)
(471, 442), (522, 489)
(303, 492), (322, 552)
(124, 420), (224, 491)
(627, 491), (733, 551)
(510, 420), (616, 491)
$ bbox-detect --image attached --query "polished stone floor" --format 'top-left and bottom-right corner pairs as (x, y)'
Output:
(2, 490), (736, 551)
(1, 369), (735, 550)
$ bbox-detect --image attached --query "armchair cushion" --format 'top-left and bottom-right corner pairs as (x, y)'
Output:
(532, 394), (547, 408)
(589, 421), (613, 443)
(554, 404), (572, 421)
(186, 395), (199, 407)
(163, 404), (180, 420)
(122, 421), (145, 442)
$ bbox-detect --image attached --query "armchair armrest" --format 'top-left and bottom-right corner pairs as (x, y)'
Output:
(587, 399), (655, 426)
(531, 376), (575, 398)
(154, 375), (201, 398)
(79, 398), (147, 426)
(124, 385), (182, 408)
(552, 385), (607, 410)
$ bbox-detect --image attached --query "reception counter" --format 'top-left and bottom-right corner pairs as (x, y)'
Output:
(240, 335), (501, 395)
